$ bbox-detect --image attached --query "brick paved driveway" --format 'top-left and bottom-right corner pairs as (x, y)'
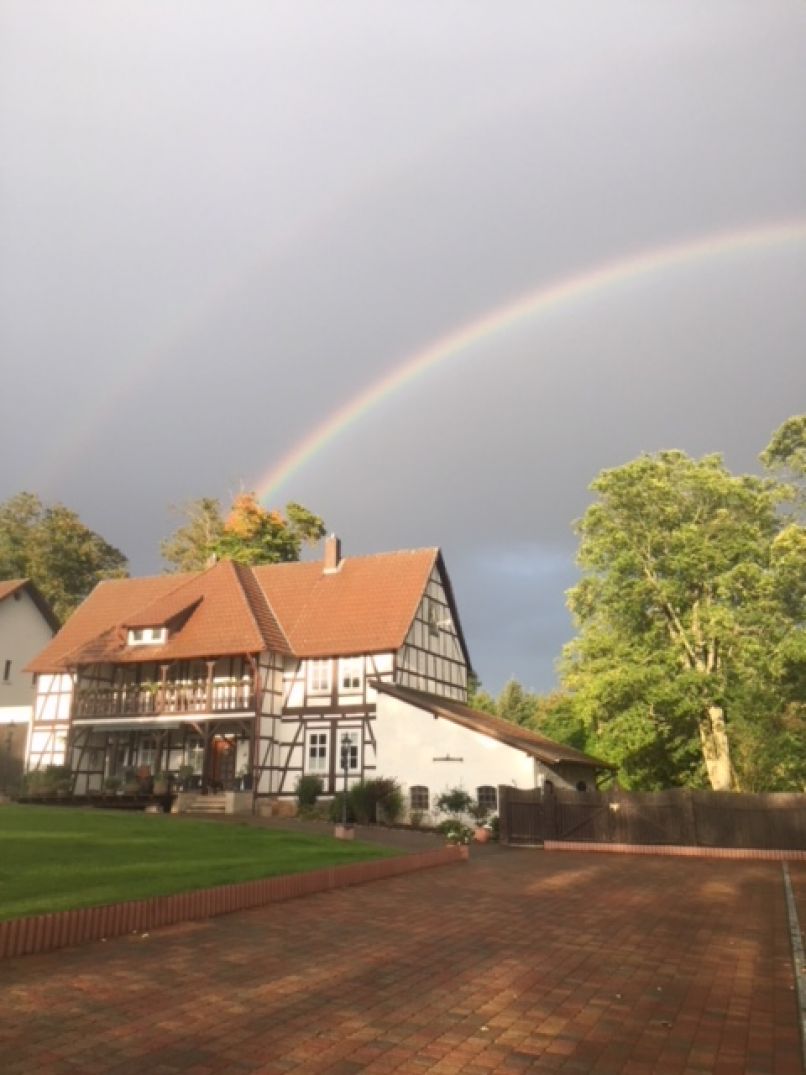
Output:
(0, 850), (803, 1075)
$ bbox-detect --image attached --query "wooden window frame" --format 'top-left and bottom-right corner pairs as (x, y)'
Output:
(410, 785), (429, 811)
(307, 659), (332, 696)
(306, 728), (329, 774)
(339, 657), (363, 693)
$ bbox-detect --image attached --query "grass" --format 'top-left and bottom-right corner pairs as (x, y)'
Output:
(0, 805), (396, 921)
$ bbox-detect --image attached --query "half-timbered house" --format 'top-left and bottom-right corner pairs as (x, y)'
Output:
(25, 538), (472, 807)
(25, 537), (614, 814)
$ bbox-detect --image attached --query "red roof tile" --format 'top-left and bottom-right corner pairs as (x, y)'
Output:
(253, 548), (439, 658)
(27, 548), (451, 671)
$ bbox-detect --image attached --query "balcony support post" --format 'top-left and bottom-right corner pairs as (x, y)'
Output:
(205, 660), (215, 713)
(158, 664), (169, 716)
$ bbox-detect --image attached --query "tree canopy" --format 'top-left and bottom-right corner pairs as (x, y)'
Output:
(161, 493), (326, 571)
(0, 492), (128, 621)
(560, 417), (805, 792)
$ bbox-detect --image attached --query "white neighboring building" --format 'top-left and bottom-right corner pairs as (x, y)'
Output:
(0, 580), (59, 789)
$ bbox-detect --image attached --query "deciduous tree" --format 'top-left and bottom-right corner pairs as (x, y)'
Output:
(161, 493), (326, 570)
(561, 418), (805, 791)
(0, 492), (128, 621)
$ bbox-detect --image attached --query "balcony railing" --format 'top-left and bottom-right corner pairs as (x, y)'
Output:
(74, 678), (255, 719)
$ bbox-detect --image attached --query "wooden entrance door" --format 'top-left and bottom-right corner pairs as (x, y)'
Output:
(209, 736), (236, 790)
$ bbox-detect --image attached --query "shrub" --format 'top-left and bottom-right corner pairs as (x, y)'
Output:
(23, 764), (72, 796)
(437, 818), (474, 845)
(297, 800), (331, 821)
(345, 777), (404, 824)
(409, 810), (424, 828)
(296, 774), (324, 807)
(329, 791), (356, 824)
(347, 780), (374, 824)
(435, 787), (474, 818)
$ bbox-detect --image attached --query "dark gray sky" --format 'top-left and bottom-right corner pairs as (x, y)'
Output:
(2, 2), (805, 694)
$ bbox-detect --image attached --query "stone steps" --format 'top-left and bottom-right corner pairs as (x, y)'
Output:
(181, 794), (227, 815)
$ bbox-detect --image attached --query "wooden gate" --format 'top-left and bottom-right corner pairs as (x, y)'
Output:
(500, 786), (806, 850)
(498, 786), (546, 845)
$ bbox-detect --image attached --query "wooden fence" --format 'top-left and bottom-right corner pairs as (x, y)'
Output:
(498, 785), (806, 851)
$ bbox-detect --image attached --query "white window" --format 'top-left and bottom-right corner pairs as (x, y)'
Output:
(186, 737), (204, 774)
(140, 738), (157, 769)
(307, 659), (331, 696)
(339, 657), (363, 693)
(128, 627), (167, 646)
(307, 730), (329, 773)
(337, 730), (361, 772)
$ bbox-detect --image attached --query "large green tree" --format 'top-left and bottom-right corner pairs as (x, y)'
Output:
(561, 419), (805, 791)
(0, 492), (128, 621)
(161, 493), (326, 570)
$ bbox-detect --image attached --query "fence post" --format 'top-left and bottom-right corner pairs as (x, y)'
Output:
(684, 789), (700, 846)
(543, 783), (557, 840)
(498, 786), (510, 845)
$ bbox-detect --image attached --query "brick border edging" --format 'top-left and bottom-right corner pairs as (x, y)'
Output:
(0, 845), (468, 961)
(544, 840), (806, 861)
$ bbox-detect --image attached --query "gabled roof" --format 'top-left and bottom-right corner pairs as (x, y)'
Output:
(254, 548), (439, 658)
(0, 579), (60, 633)
(374, 682), (617, 771)
(27, 546), (464, 672)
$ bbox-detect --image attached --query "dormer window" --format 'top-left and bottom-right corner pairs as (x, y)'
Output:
(127, 627), (167, 646)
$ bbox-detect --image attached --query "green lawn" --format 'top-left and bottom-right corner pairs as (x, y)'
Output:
(0, 805), (395, 921)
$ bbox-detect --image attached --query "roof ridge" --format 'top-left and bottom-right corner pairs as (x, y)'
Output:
(231, 562), (292, 653)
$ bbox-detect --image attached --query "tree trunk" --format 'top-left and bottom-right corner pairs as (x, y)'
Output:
(698, 706), (732, 791)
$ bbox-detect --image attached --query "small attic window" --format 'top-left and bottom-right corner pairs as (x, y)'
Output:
(127, 627), (167, 646)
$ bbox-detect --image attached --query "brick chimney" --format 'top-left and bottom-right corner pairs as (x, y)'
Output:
(323, 533), (342, 573)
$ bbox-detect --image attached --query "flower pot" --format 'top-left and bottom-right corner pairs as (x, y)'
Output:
(333, 824), (355, 840)
(474, 827), (491, 844)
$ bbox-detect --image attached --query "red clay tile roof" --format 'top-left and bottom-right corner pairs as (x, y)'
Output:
(253, 548), (439, 658)
(374, 682), (618, 771)
(26, 574), (191, 672)
(27, 548), (454, 671)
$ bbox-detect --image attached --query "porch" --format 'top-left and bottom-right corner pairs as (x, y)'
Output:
(68, 718), (256, 797)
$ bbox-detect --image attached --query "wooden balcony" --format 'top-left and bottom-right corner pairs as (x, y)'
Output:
(74, 679), (255, 720)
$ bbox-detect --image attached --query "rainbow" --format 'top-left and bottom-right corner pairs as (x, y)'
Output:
(255, 218), (806, 502)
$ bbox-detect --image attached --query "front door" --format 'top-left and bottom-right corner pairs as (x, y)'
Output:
(209, 736), (236, 790)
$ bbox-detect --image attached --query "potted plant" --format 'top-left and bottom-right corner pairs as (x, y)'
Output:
(152, 771), (169, 795)
(177, 764), (195, 791)
(468, 800), (492, 843)
(103, 775), (122, 797)
(435, 787), (475, 846)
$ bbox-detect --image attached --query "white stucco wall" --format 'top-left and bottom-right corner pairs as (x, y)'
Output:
(374, 693), (536, 820)
(0, 588), (55, 712)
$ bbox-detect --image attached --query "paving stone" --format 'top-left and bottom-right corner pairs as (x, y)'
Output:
(0, 853), (803, 1074)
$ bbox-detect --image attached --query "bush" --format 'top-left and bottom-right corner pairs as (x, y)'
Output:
(297, 800), (332, 821)
(23, 764), (72, 796)
(296, 774), (324, 807)
(344, 777), (404, 824)
(437, 818), (474, 845)
(329, 791), (356, 824)
(435, 787), (474, 818)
